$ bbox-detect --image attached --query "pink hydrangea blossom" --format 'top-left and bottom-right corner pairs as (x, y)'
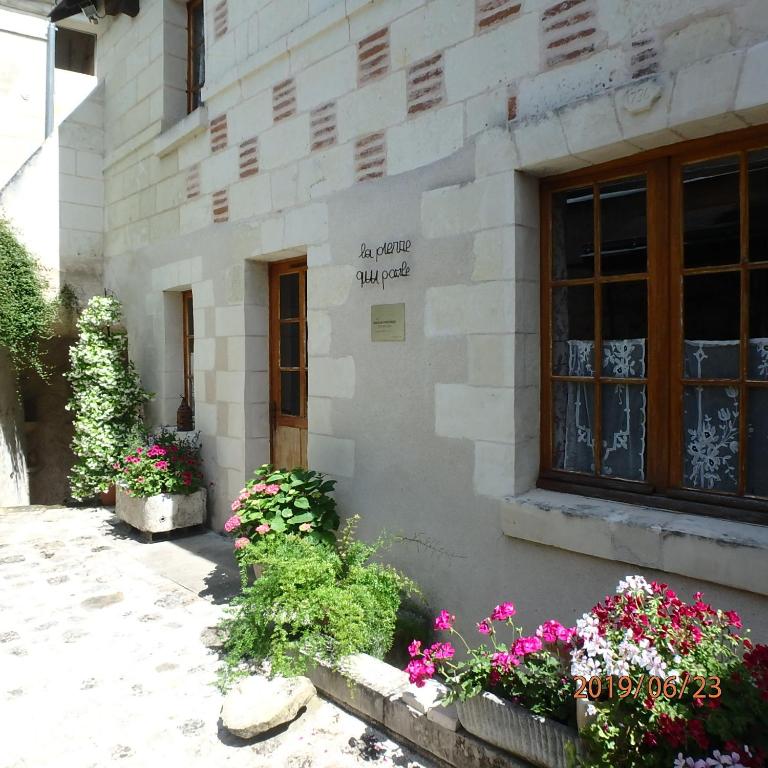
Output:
(230, 499), (242, 513)
(476, 619), (492, 635)
(490, 602), (516, 622)
(298, 522), (313, 532)
(234, 537), (250, 550)
(256, 523), (271, 535)
(265, 484), (280, 495)
(253, 483), (267, 492)
(434, 610), (455, 631)
(224, 515), (241, 532)
(238, 493), (249, 502)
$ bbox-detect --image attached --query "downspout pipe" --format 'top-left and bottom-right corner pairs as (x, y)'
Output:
(44, 22), (56, 138)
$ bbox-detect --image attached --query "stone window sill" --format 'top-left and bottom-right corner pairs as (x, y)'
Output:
(154, 106), (209, 158)
(500, 489), (768, 596)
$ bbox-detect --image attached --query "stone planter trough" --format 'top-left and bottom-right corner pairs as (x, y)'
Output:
(116, 487), (206, 541)
(456, 692), (582, 768)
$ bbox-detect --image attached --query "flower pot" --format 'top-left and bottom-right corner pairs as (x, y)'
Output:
(115, 487), (206, 537)
(456, 692), (582, 768)
(99, 485), (116, 506)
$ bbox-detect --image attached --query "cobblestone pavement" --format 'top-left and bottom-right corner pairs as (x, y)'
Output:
(0, 506), (435, 768)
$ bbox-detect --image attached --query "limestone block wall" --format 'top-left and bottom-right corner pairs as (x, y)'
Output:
(96, 0), (768, 634)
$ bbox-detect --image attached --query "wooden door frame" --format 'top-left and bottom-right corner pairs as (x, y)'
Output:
(268, 257), (308, 464)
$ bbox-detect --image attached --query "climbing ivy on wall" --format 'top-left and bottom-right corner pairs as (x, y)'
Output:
(0, 219), (57, 378)
(65, 295), (152, 500)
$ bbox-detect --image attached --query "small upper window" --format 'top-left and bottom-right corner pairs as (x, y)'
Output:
(55, 28), (96, 75)
(187, 0), (205, 113)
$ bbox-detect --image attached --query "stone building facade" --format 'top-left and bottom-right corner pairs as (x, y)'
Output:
(3, 0), (768, 635)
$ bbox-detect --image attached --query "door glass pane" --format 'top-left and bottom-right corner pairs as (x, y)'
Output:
(749, 148), (768, 262)
(185, 295), (194, 334)
(280, 322), (300, 368)
(600, 177), (647, 275)
(602, 281), (647, 377)
(600, 383), (646, 481)
(553, 381), (595, 473)
(747, 388), (768, 497)
(552, 285), (594, 375)
(280, 371), (300, 416)
(279, 273), (300, 319)
(682, 385), (740, 493)
(683, 156), (740, 268)
(552, 187), (594, 279)
(749, 269), (768, 379)
(683, 272), (740, 379)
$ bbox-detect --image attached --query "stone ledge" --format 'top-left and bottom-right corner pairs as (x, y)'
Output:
(154, 106), (210, 158)
(500, 489), (768, 596)
(307, 653), (533, 768)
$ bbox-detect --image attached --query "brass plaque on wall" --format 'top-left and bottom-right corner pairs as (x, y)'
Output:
(371, 303), (405, 342)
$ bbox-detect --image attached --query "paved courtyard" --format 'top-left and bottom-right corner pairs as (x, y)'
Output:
(0, 506), (435, 768)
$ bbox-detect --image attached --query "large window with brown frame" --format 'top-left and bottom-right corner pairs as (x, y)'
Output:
(187, 0), (205, 113)
(540, 127), (768, 524)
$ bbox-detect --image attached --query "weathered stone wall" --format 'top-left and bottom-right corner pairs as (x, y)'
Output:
(99, 0), (768, 636)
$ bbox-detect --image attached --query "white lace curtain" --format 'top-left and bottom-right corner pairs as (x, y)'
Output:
(557, 338), (768, 489)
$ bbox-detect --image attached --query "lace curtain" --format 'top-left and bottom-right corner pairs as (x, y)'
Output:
(557, 338), (768, 489)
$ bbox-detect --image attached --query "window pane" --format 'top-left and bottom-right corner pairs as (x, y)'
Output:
(749, 148), (768, 262)
(185, 295), (194, 334)
(279, 273), (300, 319)
(553, 381), (595, 473)
(280, 322), (300, 368)
(682, 385), (739, 492)
(683, 272), (740, 379)
(600, 177), (647, 275)
(749, 269), (768, 379)
(280, 371), (300, 416)
(602, 281), (647, 377)
(553, 285), (594, 375)
(552, 187), (594, 279)
(601, 383), (646, 481)
(683, 156), (740, 268)
(747, 388), (768, 497)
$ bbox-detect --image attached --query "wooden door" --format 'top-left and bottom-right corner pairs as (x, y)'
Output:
(269, 258), (307, 469)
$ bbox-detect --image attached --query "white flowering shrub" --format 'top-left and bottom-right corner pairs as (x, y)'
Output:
(65, 296), (152, 500)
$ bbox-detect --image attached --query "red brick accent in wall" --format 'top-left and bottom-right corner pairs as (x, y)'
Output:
(476, 0), (522, 32)
(310, 102), (337, 151)
(542, 0), (598, 68)
(507, 92), (518, 121)
(629, 33), (659, 79)
(355, 131), (386, 182)
(186, 165), (200, 199)
(213, 0), (228, 39)
(210, 113), (228, 153)
(407, 53), (444, 116)
(273, 79), (297, 123)
(358, 27), (390, 86)
(239, 137), (259, 178)
(213, 189), (229, 223)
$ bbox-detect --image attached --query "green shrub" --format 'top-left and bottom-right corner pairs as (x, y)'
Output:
(217, 517), (420, 688)
(65, 295), (152, 499)
(0, 219), (57, 379)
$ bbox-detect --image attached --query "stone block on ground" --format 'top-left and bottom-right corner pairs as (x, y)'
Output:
(220, 675), (316, 738)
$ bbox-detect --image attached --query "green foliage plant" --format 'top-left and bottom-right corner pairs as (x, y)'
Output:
(65, 295), (152, 499)
(217, 516), (420, 689)
(224, 464), (340, 549)
(113, 428), (204, 497)
(0, 219), (57, 379)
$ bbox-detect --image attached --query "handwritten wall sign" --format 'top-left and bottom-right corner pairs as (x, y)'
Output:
(371, 303), (405, 342)
(356, 240), (413, 290)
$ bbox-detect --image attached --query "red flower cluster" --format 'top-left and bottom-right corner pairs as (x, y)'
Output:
(745, 643), (768, 702)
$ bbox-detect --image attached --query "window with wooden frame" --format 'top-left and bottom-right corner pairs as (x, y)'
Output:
(540, 126), (768, 524)
(182, 290), (195, 414)
(187, 0), (205, 113)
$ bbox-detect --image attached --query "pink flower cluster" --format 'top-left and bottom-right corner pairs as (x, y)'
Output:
(406, 639), (456, 686)
(146, 445), (167, 458)
(224, 515), (241, 533)
(233, 537), (250, 550)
